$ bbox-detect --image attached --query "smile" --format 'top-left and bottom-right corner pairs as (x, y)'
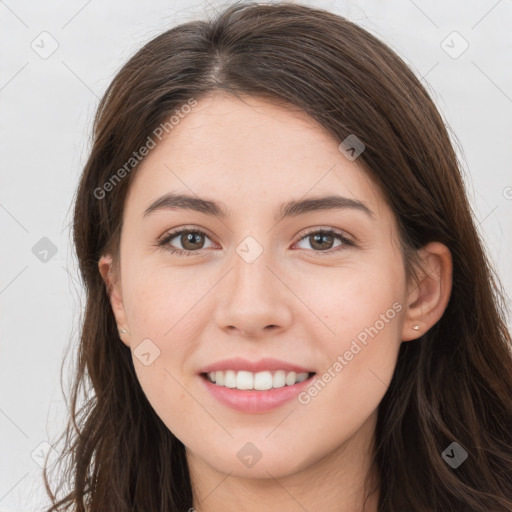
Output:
(199, 371), (316, 413)
(203, 370), (313, 390)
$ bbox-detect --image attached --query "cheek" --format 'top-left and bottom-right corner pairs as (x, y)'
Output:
(290, 287), (403, 468)
(300, 261), (404, 347)
(132, 359), (205, 453)
(120, 266), (213, 427)
(122, 264), (212, 340)
(120, 269), (201, 427)
(297, 263), (404, 412)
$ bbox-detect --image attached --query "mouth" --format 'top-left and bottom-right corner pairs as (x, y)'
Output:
(198, 370), (317, 413)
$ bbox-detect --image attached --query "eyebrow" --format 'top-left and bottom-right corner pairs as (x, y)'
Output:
(143, 192), (374, 221)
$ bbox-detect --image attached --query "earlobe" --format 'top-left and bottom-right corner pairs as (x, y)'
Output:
(402, 242), (452, 342)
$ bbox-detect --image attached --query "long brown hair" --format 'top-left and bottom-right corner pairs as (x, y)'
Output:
(44, 2), (512, 510)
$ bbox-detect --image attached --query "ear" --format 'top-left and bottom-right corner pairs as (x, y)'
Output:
(401, 241), (452, 341)
(98, 254), (131, 347)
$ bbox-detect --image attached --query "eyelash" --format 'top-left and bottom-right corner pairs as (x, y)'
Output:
(156, 226), (354, 257)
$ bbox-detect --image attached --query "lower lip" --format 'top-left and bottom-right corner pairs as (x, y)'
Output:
(199, 373), (316, 413)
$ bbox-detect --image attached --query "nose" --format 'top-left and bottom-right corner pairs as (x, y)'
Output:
(213, 246), (293, 339)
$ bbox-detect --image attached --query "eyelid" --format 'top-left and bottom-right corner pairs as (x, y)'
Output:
(158, 224), (214, 240)
(296, 225), (353, 243)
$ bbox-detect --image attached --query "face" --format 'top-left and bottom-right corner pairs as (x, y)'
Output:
(101, 92), (414, 480)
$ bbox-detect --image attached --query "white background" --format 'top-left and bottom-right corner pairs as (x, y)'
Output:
(1, 0), (511, 510)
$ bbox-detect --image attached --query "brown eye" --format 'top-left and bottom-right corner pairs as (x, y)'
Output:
(158, 228), (215, 255)
(309, 232), (336, 250)
(179, 231), (206, 250)
(295, 228), (353, 254)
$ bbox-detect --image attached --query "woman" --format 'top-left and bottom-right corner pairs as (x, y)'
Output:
(44, 2), (512, 511)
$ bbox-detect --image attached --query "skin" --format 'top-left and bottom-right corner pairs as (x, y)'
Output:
(99, 92), (452, 512)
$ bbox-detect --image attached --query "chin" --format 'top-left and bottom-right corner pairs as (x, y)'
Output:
(187, 437), (320, 480)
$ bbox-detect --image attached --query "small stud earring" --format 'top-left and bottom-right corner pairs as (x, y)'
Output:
(119, 328), (127, 334)
(412, 325), (420, 331)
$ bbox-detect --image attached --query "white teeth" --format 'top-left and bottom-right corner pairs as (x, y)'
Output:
(254, 371), (273, 390)
(236, 370), (254, 390)
(224, 370), (237, 388)
(273, 370), (286, 388)
(285, 371), (297, 386)
(205, 370), (311, 390)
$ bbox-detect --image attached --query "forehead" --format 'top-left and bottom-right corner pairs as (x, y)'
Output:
(125, 92), (386, 221)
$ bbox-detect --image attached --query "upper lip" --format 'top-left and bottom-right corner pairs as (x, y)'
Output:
(198, 357), (314, 375)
